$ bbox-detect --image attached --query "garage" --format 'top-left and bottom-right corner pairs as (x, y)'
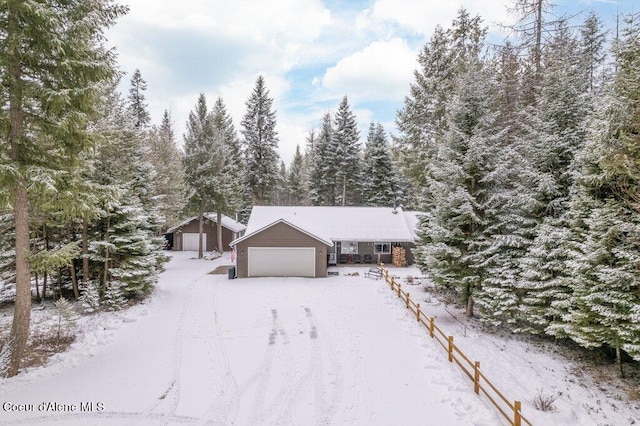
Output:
(231, 219), (332, 279)
(248, 247), (316, 277)
(182, 233), (206, 251)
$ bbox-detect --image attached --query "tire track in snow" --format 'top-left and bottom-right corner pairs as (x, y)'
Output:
(276, 306), (344, 426)
(198, 283), (241, 426)
(276, 306), (322, 426)
(246, 308), (288, 425)
(135, 271), (204, 425)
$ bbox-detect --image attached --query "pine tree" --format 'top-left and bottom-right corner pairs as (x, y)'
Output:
(241, 76), (280, 205)
(210, 97), (244, 247)
(0, 0), (127, 377)
(417, 63), (499, 318)
(127, 69), (151, 130)
(518, 21), (591, 333)
(91, 84), (166, 303)
(553, 16), (640, 374)
(183, 94), (232, 257)
(211, 97), (243, 212)
(274, 160), (289, 205)
(579, 12), (607, 93)
(395, 24), (453, 202)
(146, 110), (186, 227)
(362, 123), (403, 207)
(288, 145), (306, 205)
(332, 96), (362, 206)
(309, 113), (338, 205)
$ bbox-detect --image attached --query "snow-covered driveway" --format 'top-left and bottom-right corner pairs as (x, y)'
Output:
(0, 252), (497, 425)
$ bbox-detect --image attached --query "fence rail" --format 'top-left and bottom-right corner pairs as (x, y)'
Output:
(379, 266), (532, 426)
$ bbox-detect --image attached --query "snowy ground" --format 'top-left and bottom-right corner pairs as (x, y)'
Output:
(0, 252), (638, 425)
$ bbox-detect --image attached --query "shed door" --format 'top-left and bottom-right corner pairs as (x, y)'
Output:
(248, 247), (315, 277)
(183, 233), (206, 251)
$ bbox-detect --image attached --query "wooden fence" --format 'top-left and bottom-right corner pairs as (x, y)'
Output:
(379, 266), (533, 426)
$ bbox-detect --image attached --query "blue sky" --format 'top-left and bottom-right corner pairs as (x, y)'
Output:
(105, 0), (637, 164)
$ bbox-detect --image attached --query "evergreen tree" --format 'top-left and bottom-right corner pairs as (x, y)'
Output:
(183, 94), (230, 257)
(553, 15), (640, 373)
(288, 145), (306, 206)
(241, 76), (280, 205)
(91, 85), (166, 304)
(146, 110), (186, 227)
(210, 97), (244, 246)
(127, 69), (151, 130)
(309, 113), (338, 205)
(362, 123), (403, 207)
(211, 97), (243, 212)
(274, 160), (289, 205)
(518, 21), (591, 333)
(0, 0), (127, 377)
(417, 63), (498, 318)
(579, 11), (607, 93)
(332, 96), (362, 206)
(395, 25), (452, 194)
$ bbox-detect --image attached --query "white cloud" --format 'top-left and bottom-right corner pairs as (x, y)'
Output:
(320, 38), (418, 103)
(359, 0), (513, 36)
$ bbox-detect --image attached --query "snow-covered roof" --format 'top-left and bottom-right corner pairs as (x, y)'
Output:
(165, 213), (246, 234)
(403, 211), (423, 241)
(232, 206), (419, 246)
(231, 217), (334, 247)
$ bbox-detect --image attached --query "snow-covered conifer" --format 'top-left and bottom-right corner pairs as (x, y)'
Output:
(127, 69), (151, 130)
(288, 145), (306, 206)
(362, 123), (403, 207)
(332, 96), (362, 206)
(240, 76), (280, 205)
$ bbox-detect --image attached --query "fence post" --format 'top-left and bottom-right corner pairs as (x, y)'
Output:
(397, 282), (401, 297)
(416, 303), (421, 321)
(514, 401), (522, 426)
(390, 277), (395, 291)
(429, 317), (435, 337)
(474, 361), (480, 394)
(406, 292), (410, 308)
(448, 336), (454, 362)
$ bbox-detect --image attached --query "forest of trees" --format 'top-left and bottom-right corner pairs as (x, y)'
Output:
(1, 0), (639, 378)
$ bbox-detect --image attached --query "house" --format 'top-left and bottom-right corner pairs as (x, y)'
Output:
(165, 213), (246, 252)
(230, 206), (421, 278)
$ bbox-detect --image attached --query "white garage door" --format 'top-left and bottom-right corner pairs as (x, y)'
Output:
(183, 233), (206, 251)
(248, 247), (315, 277)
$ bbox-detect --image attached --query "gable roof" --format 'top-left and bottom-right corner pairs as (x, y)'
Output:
(230, 218), (334, 247)
(231, 206), (418, 246)
(165, 213), (246, 234)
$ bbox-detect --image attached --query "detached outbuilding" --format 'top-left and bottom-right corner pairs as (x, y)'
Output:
(230, 206), (421, 278)
(165, 214), (246, 252)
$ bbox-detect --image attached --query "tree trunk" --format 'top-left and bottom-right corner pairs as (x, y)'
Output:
(342, 175), (346, 206)
(35, 273), (40, 302)
(8, 180), (31, 377)
(465, 289), (475, 318)
(103, 216), (110, 292)
(70, 261), (80, 300)
(82, 217), (89, 286)
(7, 2), (30, 377)
(217, 210), (223, 254)
(616, 337), (624, 378)
(69, 229), (80, 299)
(198, 207), (204, 259)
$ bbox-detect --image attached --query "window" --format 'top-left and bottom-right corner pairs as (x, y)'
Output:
(340, 241), (358, 254)
(374, 242), (391, 254)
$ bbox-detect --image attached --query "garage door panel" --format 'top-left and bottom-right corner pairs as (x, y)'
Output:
(183, 233), (206, 251)
(248, 247), (315, 277)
